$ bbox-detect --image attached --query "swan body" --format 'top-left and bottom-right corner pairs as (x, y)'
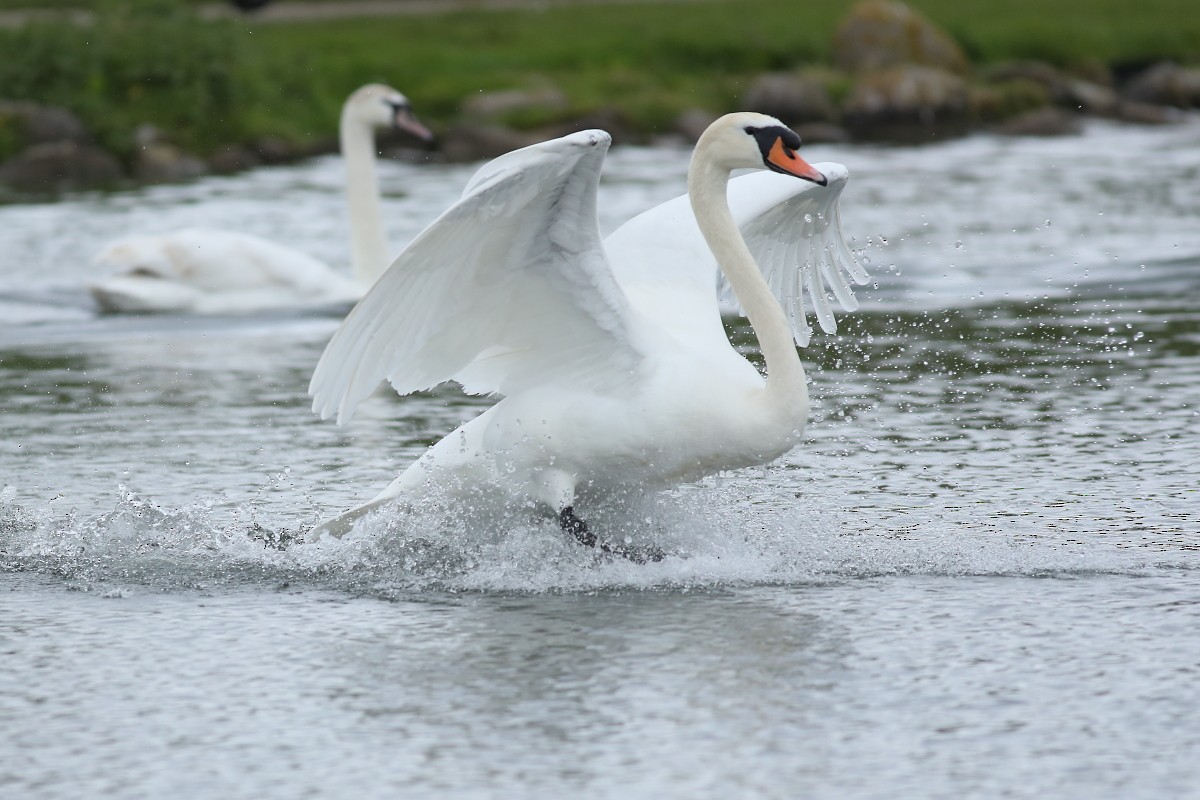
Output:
(90, 84), (431, 314)
(308, 114), (866, 542)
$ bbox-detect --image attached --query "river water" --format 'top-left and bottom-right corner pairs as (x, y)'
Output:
(1, 119), (1198, 799)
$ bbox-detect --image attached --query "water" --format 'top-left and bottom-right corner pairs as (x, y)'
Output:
(2, 119), (1198, 799)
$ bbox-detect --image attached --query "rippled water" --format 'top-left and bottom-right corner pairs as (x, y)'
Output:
(2, 120), (1198, 799)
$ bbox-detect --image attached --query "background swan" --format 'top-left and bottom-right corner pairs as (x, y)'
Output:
(90, 84), (432, 314)
(307, 113), (866, 549)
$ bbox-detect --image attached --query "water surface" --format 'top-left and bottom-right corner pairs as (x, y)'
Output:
(2, 120), (1198, 799)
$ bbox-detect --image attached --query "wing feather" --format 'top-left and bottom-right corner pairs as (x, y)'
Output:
(606, 163), (867, 348)
(310, 130), (639, 424)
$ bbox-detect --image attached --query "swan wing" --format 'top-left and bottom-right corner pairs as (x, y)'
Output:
(605, 163), (867, 347)
(310, 130), (639, 424)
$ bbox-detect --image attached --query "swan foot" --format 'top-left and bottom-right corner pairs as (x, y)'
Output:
(558, 507), (665, 564)
(559, 506), (595, 547)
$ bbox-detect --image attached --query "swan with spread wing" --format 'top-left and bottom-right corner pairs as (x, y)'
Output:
(308, 113), (866, 551)
(90, 84), (432, 315)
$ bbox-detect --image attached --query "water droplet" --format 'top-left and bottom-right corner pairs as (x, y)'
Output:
(954, 240), (963, 249)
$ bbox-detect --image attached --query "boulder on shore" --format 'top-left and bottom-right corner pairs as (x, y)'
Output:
(833, 0), (968, 75)
(0, 141), (123, 192)
(843, 65), (969, 142)
(740, 73), (838, 126)
(0, 101), (90, 155)
(986, 61), (1117, 116)
(1123, 62), (1200, 108)
(991, 107), (1082, 137)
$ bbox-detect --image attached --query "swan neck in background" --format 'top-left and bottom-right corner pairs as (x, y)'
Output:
(340, 109), (388, 287)
(687, 154), (807, 408)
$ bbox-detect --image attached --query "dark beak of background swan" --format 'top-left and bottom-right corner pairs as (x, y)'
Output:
(390, 103), (435, 144)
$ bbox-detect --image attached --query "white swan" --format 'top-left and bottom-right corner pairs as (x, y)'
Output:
(89, 84), (432, 314)
(307, 113), (866, 550)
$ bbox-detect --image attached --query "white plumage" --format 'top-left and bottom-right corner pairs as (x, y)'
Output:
(90, 84), (431, 315)
(308, 114), (867, 546)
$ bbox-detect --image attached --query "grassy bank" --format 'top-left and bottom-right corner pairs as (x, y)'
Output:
(1, 0), (1198, 160)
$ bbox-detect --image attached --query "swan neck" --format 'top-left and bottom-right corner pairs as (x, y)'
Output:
(688, 153), (806, 405)
(340, 110), (388, 286)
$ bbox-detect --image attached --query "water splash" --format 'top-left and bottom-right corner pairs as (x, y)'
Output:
(1, 478), (1185, 599)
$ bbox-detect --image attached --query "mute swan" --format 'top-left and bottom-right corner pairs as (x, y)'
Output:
(307, 113), (866, 552)
(89, 84), (432, 314)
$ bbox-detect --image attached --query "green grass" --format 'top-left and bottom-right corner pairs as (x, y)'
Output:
(1, 0), (1198, 161)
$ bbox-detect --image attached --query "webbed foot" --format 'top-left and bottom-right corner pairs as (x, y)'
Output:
(559, 506), (595, 547)
(558, 507), (664, 563)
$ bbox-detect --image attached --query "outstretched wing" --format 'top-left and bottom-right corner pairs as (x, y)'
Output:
(310, 130), (639, 424)
(605, 163), (867, 347)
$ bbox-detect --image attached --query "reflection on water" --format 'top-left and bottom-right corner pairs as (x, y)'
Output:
(2, 119), (1199, 800)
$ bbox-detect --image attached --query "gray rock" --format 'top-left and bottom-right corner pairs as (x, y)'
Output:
(461, 87), (568, 120)
(440, 123), (539, 163)
(251, 135), (303, 165)
(991, 108), (1082, 137)
(1123, 62), (1200, 108)
(843, 65), (970, 142)
(543, 107), (637, 145)
(134, 143), (208, 183)
(207, 144), (262, 174)
(0, 100), (90, 150)
(0, 141), (122, 192)
(986, 61), (1116, 115)
(675, 108), (719, 143)
(1061, 78), (1118, 116)
(833, 0), (968, 74)
(795, 122), (852, 144)
(1116, 101), (1180, 125)
(741, 73), (838, 125)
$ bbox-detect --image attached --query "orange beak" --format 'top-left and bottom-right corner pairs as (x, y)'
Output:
(767, 137), (826, 185)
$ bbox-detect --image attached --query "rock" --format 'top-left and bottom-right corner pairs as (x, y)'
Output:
(741, 73), (838, 125)
(251, 135), (302, 165)
(1116, 101), (1179, 125)
(991, 108), (1082, 137)
(440, 123), (539, 163)
(986, 60), (1064, 91)
(675, 108), (719, 143)
(207, 144), (262, 174)
(0, 141), (122, 192)
(1061, 78), (1118, 116)
(986, 61), (1116, 115)
(1123, 62), (1200, 108)
(462, 86), (569, 120)
(843, 65), (970, 142)
(795, 122), (852, 144)
(833, 0), (968, 74)
(543, 107), (638, 145)
(0, 101), (90, 152)
(134, 143), (208, 183)
(969, 80), (1051, 123)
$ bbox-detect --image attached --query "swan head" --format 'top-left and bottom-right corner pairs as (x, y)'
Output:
(696, 112), (826, 186)
(94, 236), (173, 279)
(343, 83), (433, 142)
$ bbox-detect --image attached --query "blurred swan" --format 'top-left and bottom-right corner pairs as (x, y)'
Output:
(90, 84), (432, 315)
(307, 113), (866, 550)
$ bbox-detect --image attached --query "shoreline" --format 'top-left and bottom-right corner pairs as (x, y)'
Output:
(1, 0), (1198, 197)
